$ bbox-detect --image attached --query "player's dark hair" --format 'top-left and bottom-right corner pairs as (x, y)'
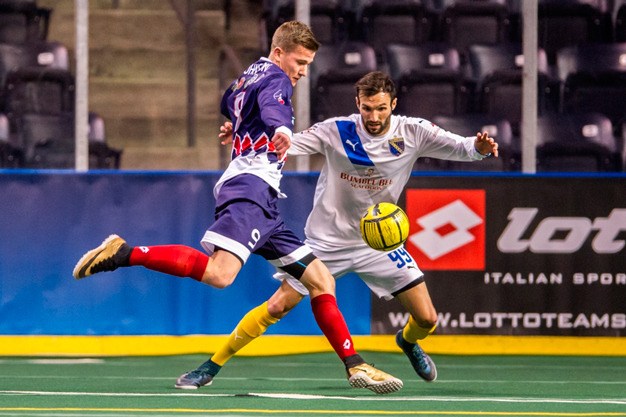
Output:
(355, 71), (397, 102)
(271, 21), (320, 53)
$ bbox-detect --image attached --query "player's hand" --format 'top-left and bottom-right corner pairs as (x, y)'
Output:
(219, 121), (233, 145)
(475, 132), (499, 158)
(271, 131), (290, 161)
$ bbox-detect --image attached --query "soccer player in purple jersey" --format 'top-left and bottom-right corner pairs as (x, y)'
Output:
(73, 21), (402, 395)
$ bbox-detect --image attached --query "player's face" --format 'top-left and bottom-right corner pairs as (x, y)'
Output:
(357, 92), (396, 136)
(274, 45), (316, 87)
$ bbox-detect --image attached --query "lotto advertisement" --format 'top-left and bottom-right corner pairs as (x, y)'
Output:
(371, 175), (626, 337)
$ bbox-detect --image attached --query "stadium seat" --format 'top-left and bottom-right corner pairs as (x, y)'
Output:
(0, 41), (69, 101)
(1, 67), (73, 165)
(263, 0), (348, 45)
(356, 0), (437, 62)
(0, 0), (51, 44)
(88, 112), (122, 169)
(386, 43), (469, 120)
(16, 112), (74, 167)
(439, 0), (512, 61)
(11, 112), (122, 169)
(88, 112), (105, 143)
(468, 43), (559, 136)
(310, 41), (377, 122)
(431, 113), (518, 171)
(1, 67), (121, 169)
(536, 0), (613, 65)
(0, 111), (20, 167)
(2, 67), (75, 117)
(535, 113), (621, 172)
(556, 43), (626, 134)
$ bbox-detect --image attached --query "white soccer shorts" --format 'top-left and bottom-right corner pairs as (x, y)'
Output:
(274, 240), (424, 300)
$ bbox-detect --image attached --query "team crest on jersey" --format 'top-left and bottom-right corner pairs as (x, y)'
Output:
(233, 77), (245, 91)
(273, 90), (285, 105)
(388, 137), (405, 156)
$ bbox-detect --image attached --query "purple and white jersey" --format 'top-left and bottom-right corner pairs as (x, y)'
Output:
(215, 57), (294, 198)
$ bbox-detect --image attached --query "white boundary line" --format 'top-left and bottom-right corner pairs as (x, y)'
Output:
(0, 390), (625, 405)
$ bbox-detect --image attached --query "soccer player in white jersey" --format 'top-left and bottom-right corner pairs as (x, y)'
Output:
(177, 71), (499, 386)
(73, 24), (402, 395)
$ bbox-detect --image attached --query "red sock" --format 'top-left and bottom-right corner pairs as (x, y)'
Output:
(129, 245), (208, 281)
(310, 293), (357, 360)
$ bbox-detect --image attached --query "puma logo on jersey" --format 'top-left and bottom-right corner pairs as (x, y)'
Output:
(345, 139), (358, 151)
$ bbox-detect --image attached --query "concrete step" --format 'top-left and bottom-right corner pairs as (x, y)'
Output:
(89, 47), (219, 80)
(40, 0), (223, 12)
(89, 78), (219, 119)
(45, 7), (225, 80)
(46, 9), (225, 51)
(89, 77), (220, 156)
(104, 115), (220, 149)
(119, 141), (223, 170)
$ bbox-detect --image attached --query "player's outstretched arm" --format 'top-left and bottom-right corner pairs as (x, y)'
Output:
(474, 132), (499, 158)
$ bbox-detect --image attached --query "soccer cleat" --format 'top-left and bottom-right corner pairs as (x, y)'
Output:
(347, 363), (403, 394)
(72, 234), (131, 279)
(175, 369), (214, 389)
(395, 330), (437, 382)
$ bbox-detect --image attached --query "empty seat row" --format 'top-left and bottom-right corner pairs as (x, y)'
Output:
(0, 0), (50, 45)
(308, 40), (626, 143)
(418, 112), (625, 172)
(0, 1), (120, 169)
(304, 39), (626, 172)
(0, 110), (121, 169)
(263, 0), (625, 65)
(0, 62), (121, 169)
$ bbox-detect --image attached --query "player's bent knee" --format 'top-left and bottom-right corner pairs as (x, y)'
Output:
(201, 250), (242, 288)
(201, 270), (237, 289)
(266, 297), (295, 318)
(300, 259), (335, 296)
(418, 315), (438, 331)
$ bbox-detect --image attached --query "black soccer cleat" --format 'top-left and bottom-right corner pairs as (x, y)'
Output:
(395, 330), (437, 382)
(175, 369), (214, 389)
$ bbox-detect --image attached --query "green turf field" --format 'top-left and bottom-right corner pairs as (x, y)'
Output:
(0, 352), (625, 416)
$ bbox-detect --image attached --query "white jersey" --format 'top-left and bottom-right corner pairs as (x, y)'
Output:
(288, 113), (485, 250)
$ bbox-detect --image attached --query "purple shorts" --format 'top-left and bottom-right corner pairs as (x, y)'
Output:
(201, 174), (313, 270)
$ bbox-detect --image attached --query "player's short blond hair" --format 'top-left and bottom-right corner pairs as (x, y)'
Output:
(271, 21), (320, 53)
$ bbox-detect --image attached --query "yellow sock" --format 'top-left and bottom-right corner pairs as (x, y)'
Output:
(402, 315), (436, 343)
(211, 302), (279, 366)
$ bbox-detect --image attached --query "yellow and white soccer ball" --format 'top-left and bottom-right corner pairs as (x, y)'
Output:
(360, 202), (410, 251)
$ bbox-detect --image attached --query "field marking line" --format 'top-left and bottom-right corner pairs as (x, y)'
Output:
(0, 390), (625, 405)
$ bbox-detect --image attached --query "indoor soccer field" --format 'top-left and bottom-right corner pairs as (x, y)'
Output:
(0, 352), (624, 417)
